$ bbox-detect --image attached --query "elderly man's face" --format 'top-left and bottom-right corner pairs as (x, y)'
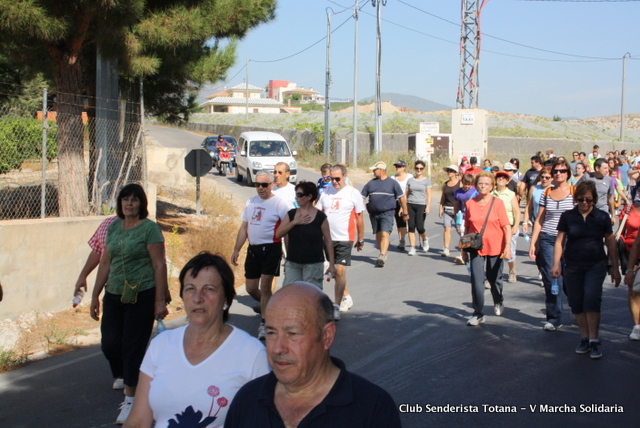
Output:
(274, 164), (290, 186)
(330, 169), (345, 190)
(265, 291), (332, 390)
(255, 174), (273, 199)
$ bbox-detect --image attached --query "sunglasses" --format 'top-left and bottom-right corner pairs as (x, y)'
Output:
(254, 182), (270, 188)
(330, 177), (341, 182)
(552, 169), (569, 174)
(295, 192), (308, 198)
(576, 198), (593, 203)
(540, 176), (552, 180)
(415, 167), (424, 171)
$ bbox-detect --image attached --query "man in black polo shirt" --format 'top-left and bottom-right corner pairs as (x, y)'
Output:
(225, 283), (401, 428)
(361, 161), (408, 267)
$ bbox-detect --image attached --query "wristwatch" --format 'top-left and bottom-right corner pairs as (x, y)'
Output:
(357, 241), (364, 246)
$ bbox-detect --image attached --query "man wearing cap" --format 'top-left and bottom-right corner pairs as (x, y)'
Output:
(391, 160), (413, 251)
(361, 161), (407, 267)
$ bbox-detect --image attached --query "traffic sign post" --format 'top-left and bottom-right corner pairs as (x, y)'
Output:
(184, 149), (213, 216)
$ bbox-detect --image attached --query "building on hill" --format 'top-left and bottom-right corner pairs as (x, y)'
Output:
(200, 83), (284, 114)
(267, 80), (320, 104)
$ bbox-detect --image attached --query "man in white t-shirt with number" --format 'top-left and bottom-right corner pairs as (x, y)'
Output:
(316, 164), (365, 320)
(231, 170), (290, 339)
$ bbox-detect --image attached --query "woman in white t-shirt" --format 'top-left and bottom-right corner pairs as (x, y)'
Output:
(124, 253), (270, 428)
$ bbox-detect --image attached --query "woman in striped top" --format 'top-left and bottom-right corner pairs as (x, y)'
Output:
(529, 158), (575, 331)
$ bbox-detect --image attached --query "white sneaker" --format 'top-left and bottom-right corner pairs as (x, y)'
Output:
(340, 295), (353, 312)
(440, 248), (449, 257)
(116, 399), (133, 425)
(257, 322), (266, 340)
(454, 256), (465, 265)
(630, 326), (640, 341)
(421, 238), (429, 252)
(112, 378), (125, 390)
(407, 247), (416, 256)
(333, 304), (341, 321)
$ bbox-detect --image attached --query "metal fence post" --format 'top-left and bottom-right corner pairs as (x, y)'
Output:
(40, 87), (48, 218)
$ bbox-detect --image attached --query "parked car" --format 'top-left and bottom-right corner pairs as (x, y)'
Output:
(235, 131), (297, 185)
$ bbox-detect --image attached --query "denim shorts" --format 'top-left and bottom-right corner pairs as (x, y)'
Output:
(369, 212), (394, 234)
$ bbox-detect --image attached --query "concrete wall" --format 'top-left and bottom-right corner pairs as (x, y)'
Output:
(0, 216), (106, 321)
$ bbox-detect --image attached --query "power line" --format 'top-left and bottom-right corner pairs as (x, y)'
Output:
(396, 0), (624, 60)
(251, 14), (352, 63)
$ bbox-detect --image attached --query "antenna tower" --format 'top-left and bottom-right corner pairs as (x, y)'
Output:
(457, 0), (489, 109)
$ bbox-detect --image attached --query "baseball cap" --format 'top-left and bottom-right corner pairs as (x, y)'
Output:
(503, 162), (517, 171)
(461, 157), (468, 161)
(369, 161), (387, 171)
(394, 160), (407, 167)
(443, 165), (459, 173)
(495, 170), (510, 179)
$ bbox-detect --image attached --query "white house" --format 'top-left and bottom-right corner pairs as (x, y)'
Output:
(200, 83), (284, 114)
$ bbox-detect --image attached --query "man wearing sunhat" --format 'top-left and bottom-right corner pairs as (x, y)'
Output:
(361, 161), (407, 267)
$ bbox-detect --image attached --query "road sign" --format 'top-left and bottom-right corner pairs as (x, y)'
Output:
(184, 149), (213, 177)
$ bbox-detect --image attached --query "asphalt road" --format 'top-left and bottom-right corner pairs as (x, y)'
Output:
(1, 126), (638, 427)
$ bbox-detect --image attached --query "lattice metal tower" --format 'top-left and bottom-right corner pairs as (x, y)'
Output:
(457, 0), (489, 109)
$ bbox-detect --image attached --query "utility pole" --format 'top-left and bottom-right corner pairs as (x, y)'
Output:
(457, 0), (488, 109)
(245, 57), (249, 121)
(621, 52), (630, 143)
(372, 0), (386, 153)
(352, 0), (359, 167)
(324, 9), (333, 158)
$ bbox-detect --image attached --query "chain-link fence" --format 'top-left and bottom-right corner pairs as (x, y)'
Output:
(0, 83), (145, 220)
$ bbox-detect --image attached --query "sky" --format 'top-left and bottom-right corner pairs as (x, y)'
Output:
(210, 0), (640, 119)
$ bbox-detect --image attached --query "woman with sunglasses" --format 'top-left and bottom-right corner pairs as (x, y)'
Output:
(275, 181), (336, 293)
(551, 181), (620, 359)
(405, 160), (432, 255)
(529, 158), (575, 332)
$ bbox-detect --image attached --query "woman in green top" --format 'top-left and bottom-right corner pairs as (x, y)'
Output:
(90, 183), (169, 424)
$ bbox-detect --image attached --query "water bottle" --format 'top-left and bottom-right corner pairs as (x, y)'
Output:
(523, 233), (531, 243)
(72, 289), (84, 308)
(325, 272), (333, 282)
(455, 211), (463, 227)
(156, 318), (167, 334)
(551, 278), (559, 295)
(466, 262), (471, 275)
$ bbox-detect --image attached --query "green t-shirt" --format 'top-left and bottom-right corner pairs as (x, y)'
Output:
(105, 218), (164, 295)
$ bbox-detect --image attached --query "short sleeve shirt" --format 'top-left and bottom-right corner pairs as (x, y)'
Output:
(406, 177), (432, 205)
(317, 186), (365, 242)
(557, 207), (612, 264)
(585, 175), (614, 213)
(105, 218), (164, 294)
(361, 178), (403, 214)
(464, 197), (510, 257)
(242, 195), (290, 245)
(88, 216), (118, 255)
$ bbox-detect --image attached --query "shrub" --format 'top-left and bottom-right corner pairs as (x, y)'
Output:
(0, 115), (57, 174)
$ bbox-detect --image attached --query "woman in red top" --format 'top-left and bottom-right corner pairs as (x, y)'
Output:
(620, 197), (640, 340)
(462, 171), (512, 326)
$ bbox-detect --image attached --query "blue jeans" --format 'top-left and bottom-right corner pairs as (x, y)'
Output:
(536, 232), (563, 326)
(469, 253), (504, 317)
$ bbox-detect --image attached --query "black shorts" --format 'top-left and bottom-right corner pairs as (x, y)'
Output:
(334, 241), (353, 266)
(394, 201), (406, 228)
(245, 242), (282, 279)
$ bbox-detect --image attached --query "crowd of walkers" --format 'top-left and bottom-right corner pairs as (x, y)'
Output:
(75, 145), (640, 425)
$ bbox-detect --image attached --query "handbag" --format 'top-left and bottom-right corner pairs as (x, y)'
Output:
(459, 197), (495, 252)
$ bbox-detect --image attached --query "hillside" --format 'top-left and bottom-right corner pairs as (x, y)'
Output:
(359, 93), (453, 113)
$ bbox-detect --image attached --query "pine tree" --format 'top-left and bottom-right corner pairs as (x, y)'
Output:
(0, 0), (276, 216)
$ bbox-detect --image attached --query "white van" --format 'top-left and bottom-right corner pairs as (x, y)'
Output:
(235, 131), (298, 185)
